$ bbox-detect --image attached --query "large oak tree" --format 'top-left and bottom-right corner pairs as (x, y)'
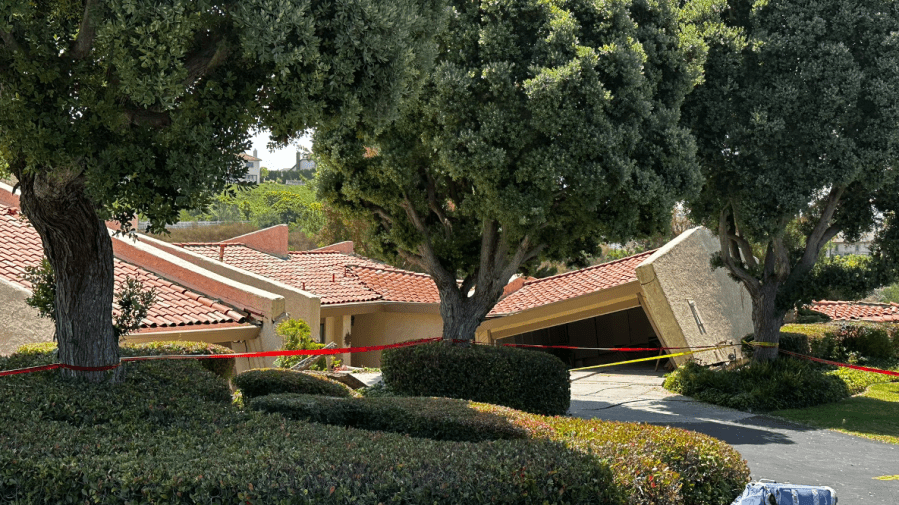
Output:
(0, 0), (440, 380)
(684, 0), (899, 361)
(315, 0), (709, 342)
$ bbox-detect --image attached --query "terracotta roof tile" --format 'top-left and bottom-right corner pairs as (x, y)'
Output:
(180, 243), (440, 305)
(348, 265), (440, 304)
(488, 251), (655, 316)
(808, 300), (899, 323)
(0, 204), (248, 329)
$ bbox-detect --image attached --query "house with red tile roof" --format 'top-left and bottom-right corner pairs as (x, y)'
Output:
(0, 184), (299, 372)
(3, 172), (754, 370)
(149, 236), (443, 368)
(148, 222), (753, 369)
(477, 227), (755, 368)
(807, 300), (899, 323)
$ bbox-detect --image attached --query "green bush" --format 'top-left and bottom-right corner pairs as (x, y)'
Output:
(781, 322), (899, 361)
(272, 318), (326, 370)
(664, 359), (849, 412)
(0, 345), (748, 505)
(233, 368), (352, 399)
(248, 394), (533, 442)
(382, 342), (570, 415)
(10, 340), (236, 379)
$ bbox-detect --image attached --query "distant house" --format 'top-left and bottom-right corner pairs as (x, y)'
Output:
(826, 232), (876, 257)
(238, 150), (262, 183)
(270, 152), (316, 185)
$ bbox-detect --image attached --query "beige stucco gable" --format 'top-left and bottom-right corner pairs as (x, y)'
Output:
(636, 227), (754, 366)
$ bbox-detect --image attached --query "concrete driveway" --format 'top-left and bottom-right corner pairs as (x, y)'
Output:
(569, 366), (899, 504)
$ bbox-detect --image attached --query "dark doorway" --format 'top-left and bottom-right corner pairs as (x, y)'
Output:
(496, 307), (659, 368)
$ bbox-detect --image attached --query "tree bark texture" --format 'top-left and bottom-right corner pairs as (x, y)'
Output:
(750, 283), (784, 362)
(17, 170), (120, 382)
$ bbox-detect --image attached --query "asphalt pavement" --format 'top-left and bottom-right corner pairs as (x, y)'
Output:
(568, 366), (899, 504)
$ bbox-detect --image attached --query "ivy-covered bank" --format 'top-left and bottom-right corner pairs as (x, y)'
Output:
(0, 342), (749, 505)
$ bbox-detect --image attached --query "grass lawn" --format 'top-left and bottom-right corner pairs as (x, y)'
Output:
(772, 382), (899, 445)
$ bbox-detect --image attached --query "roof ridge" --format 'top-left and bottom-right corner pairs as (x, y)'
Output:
(177, 242), (247, 247)
(814, 299), (898, 307)
(521, 249), (656, 286)
(341, 265), (385, 300)
(348, 263), (432, 278)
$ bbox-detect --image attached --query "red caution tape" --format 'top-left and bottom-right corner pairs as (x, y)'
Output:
(779, 349), (899, 377)
(0, 337), (440, 377)
(500, 343), (736, 352)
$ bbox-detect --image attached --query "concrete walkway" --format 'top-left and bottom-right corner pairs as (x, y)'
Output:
(569, 367), (899, 504)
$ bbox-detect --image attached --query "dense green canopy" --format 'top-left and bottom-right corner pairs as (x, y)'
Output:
(684, 0), (899, 359)
(0, 0), (441, 379)
(316, 0), (709, 340)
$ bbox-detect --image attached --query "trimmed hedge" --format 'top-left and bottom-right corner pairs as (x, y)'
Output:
(382, 342), (570, 415)
(249, 394), (533, 442)
(11, 340), (236, 379)
(233, 368), (353, 399)
(664, 359), (851, 412)
(0, 343), (748, 505)
(781, 322), (899, 361)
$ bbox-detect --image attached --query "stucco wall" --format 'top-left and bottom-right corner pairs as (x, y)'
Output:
(350, 311), (443, 368)
(0, 279), (54, 355)
(636, 227), (754, 366)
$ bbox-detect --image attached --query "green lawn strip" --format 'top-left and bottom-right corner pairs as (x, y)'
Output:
(771, 382), (899, 445)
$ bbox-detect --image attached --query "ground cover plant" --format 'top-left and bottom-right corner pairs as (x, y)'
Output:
(772, 382), (899, 446)
(1, 342), (748, 505)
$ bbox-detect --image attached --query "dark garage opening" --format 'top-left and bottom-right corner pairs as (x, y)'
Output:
(496, 307), (660, 368)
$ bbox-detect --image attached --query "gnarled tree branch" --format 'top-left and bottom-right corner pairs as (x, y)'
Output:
(0, 28), (22, 54)
(182, 34), (230, 85)
(70, 0), (100, 60)
(719, 206), (761, 296)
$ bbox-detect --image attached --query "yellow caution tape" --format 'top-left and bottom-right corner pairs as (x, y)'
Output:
(569, 344), (735, 372)
(873, 475), (899, 481)
(741, 338), (778, 348)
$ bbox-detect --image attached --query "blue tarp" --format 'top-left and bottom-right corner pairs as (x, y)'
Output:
(731, 481), (837, 505)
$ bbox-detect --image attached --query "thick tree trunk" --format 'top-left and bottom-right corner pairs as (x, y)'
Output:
(439, 289), (492, 342)
(18, 172), (120, 382)
(750, 283), (785, 362)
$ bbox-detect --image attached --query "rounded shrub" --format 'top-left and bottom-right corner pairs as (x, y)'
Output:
(234, 368), (352, 399)
(382, 342), (570, 415)
(248, 394), (533, 442)
(664, 359), (849, 412)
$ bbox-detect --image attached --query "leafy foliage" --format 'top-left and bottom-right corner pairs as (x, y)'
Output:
(781, 323), (899, 362)
(272, 318), (326, 370)
(316, 0), (710, 340)
(683, 0), (899, 357)
(0, 0), (443, 376)
(382, 343), (570, 415)
(0, 343), (748, 505)
(21, 258), (54, 321)
(248, 394), (533, 442)
(664, 359), (850, 412)
(0, 0), (442, 232)
(233, 368), (353, 399)
(112, 278), (157, 338)
(22, 258), (157, 339)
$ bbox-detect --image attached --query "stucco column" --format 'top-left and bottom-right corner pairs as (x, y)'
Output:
(323, 315), (352, 368)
